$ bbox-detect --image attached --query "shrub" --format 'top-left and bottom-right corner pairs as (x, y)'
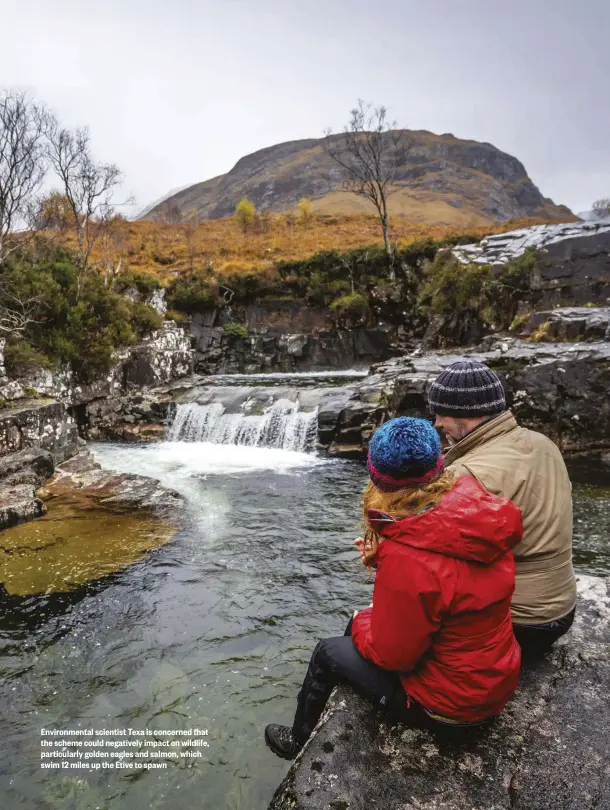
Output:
(528, 321), (552, 342)
(330, 292), (369, 326)
(222, 267), (282, 304)
(165, 309), (190, 325)
(223, 323), (248, 339)
(296, 198), (314, 227)
(235, 197), (256, 233)
(36, 192), (74, 231)
(416, 246), (538, 345)
(115, 271), (162, 295)
(509, 312), (531, 332)
(0, 245), (165, 383)
(165, 267), (218, 313)
(4, 340), (55, 376)
(128, 301), (164, 334)
(420, 254), (492, 319)
(151, 253), (175, 266)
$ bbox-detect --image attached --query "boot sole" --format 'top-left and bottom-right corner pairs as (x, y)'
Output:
(264, 727), (299, 760)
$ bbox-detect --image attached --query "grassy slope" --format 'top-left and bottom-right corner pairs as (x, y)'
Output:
(82, 212), (564, 284)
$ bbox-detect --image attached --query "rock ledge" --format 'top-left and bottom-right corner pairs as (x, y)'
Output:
(269, 575), (610, 810)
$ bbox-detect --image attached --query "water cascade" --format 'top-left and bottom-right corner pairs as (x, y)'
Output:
(167, 399), (319, 452)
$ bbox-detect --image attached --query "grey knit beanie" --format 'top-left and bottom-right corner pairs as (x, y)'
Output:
(427, 360), (506, 418)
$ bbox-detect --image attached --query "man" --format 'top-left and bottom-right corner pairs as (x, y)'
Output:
(427, 359), (577, 653)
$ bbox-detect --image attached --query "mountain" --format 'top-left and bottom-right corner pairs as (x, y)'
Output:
(142, 130), (573, 226)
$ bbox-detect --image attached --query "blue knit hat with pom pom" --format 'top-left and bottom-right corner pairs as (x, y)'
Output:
(368, 417), (443, 492)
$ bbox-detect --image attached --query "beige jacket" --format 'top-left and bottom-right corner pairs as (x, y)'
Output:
(444, 411), (577, 625)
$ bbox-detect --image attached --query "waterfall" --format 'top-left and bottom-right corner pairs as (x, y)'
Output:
(167, 399), (319, 452)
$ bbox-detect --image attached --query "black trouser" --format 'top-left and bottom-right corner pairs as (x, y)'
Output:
(513, 606), (576, 656)
(290, 617), (474, 746)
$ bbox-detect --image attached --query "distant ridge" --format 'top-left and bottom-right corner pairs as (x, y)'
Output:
(142, 130), (573, 227)
(134, 182), (195, 221)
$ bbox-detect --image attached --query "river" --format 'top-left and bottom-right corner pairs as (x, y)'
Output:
(0, 390), (609, 810)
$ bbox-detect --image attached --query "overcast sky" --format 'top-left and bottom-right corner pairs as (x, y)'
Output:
(2, 0), (608, 215)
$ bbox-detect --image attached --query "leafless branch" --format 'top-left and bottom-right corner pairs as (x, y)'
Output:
(0, 90), (55, 261)
(0, 284), (47, 336)
(47, 124), (128, 290)
(325, 100), (411, 277)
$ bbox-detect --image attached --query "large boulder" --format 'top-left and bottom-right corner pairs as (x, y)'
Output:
(519, 307), (610, 342)
(268, 575), (610, 810)
(453, 219), (610, 308)
(15, 323), (194, 404)
(0, 447), (55, 530)
(453, 218), (610, 267)
(122, 322), (194, 388)
(0, 399), (79, 462)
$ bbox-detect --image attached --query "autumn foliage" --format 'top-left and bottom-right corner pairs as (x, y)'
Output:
(57, 212), (555, 287)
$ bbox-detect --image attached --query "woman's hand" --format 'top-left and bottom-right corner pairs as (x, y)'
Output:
(354, 536), (377, 568)
(354, 537), (367, 564)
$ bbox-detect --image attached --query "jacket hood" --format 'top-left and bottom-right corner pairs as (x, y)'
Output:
(368, 477), (522, 564)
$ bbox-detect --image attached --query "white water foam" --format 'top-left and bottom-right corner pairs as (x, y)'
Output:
(167, 400), (318, 452)
(92, 441), (326, 491)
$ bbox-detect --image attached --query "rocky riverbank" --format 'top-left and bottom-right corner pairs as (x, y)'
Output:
(57, 331), (610, 458)
(0, 324), (190, 530)
(268, 574), (610, 810)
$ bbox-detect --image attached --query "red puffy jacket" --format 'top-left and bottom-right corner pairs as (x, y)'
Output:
(351, 476), (523, 723)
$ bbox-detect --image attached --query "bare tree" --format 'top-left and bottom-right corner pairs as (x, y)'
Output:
(0, 91), (53, 262)
(181, 208), (199, 272)
(592, 198), (610, 220)
(99, 215), (130, 287)
(47, 125), (127, 286)
(0, 282), (46, 337)
(325, 101), (410, 277)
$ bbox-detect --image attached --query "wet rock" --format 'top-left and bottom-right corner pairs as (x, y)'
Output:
(0, 447), (54, 483)
(0, 399), (79, 462)
(519, 307), (610, 342)
(15, 323), (194, 405)
(80, 390), (172, 442)
(47, 450), (182, 514)
(0, 380), (25, 401)
(453, 218), (610, 266)
(268, 575), (610, 810)
(122, 322), (193, 388)
(146, 288), (168, 315)
(0, 483), (46, 529)
(0, 448), (55, 530)
(193, 328), (393, 375)
(317, 340), (610, 456)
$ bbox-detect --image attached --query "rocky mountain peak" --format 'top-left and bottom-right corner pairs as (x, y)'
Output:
(143, 130), (573, 226)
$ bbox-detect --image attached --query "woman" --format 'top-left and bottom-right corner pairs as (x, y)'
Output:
(265, 417), (523, 760)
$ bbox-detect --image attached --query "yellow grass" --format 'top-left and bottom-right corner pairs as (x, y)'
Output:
(60, 212), (569, 283)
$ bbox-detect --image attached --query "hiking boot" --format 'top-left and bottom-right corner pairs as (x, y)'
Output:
(264, 724), (302, 760)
